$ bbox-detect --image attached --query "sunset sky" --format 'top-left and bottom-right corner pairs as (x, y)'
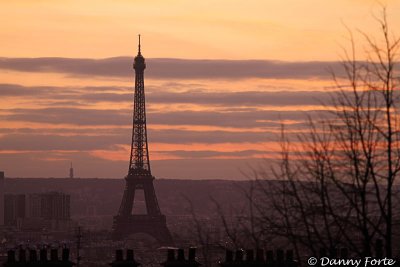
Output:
(1, 0), (399, 179)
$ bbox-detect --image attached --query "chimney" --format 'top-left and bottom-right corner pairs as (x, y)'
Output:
(29, 250), (38, 262)
(167, 249), (175, 261)
(62, 248), (70, 261)
(50, 249), (58, 261)
(329, 247), (338, 258)
(286, 250), (294, 261)
(277, 249), (284, 263)
(340, 248), (348, 259)
(256, 249), (264, 262)
(188, 247), (196, 261)
(375, 239), (383, 258)
(40, 249), (47, 261)
(19, 249), (26, 262)
(177, 248), (185, 261)
(319, 248), (327, 258)
(126, 249), (134, 261)
(225, 250), (233, 262)
(235, 249), (243, 262)
(246, 250), (254, 262)
(7, 250), (16, 263)
(116, 249), (123, 261)
(266, 250), (274, 262)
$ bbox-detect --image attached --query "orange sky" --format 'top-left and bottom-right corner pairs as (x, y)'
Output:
(0, 0), (399, 179)
(1, 0), (399, 60)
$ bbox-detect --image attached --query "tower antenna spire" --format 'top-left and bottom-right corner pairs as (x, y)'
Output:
(138, 34), (141, 54)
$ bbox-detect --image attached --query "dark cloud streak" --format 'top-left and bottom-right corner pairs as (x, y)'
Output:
(0, 57), (349, 80)
(0, 83), (338, 106)
(147, 90), (332, 106)
(2, 107), (324, 128)
(0, 130), (285, 151)
(156, 150), (272, 158)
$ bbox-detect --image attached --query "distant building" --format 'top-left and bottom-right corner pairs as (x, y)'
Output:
(27, 192), (70, 220)
(69, 162), (74, 179)
(0, 171), (4, 225)
(27, 193), (41, 218)
(24, 192), (71, 231)
(4, 194), (26, 227)
(4, 192), (71, 230)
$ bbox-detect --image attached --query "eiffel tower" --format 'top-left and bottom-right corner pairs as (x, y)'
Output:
(112, 36), (173, 244)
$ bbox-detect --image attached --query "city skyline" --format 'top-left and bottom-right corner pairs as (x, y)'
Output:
(1, 0), (400, 179)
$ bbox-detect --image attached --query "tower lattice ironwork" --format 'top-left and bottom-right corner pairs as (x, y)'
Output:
(112, 36), (173, 244)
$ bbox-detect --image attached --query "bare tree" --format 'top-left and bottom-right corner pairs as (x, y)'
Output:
(184, 181), (270, 266)
(184, 196), (217, 267)
(255, 7), (400, 258)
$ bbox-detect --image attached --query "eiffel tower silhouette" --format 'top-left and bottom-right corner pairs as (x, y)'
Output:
(112, 36), (173, 244)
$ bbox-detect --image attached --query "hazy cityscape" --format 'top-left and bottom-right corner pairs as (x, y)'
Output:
(0, 172), (256, 266)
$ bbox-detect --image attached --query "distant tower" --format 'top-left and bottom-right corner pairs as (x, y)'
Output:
(69, 162), (74, 179)
(112, 36), (173, 244)
(0, 171), (4, 225)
